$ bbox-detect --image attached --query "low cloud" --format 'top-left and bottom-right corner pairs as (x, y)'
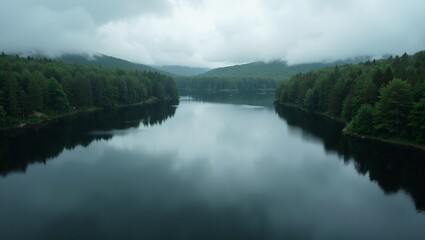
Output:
(1, 0), (424, 67)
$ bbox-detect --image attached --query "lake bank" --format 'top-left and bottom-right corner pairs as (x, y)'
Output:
(276, 101), (425, 152)
(0, 97), (178, 132)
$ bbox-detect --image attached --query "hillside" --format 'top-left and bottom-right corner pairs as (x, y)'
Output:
(276, 51), (425, 146)
(57, 53), (172, 75)
(0, 53), (179, 128)
(200, 61), (324, 80)
(200, 57), (374, 80)
(155, 65), (211, 76)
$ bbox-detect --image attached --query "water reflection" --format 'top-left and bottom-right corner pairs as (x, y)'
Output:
(275, 104), (425, 212)
(0, 103), (176, 176)
(1, 94), (425, 240)
(180, 90), (276, 107)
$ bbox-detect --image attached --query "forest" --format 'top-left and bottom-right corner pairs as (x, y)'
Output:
(175, 58), (374, 92)
(0, 53), (179, 128)
(276, 51), (425, 144)
(175, 76), (277, 92)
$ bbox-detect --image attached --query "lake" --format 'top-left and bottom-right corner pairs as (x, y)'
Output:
(1, 93), (425, 240)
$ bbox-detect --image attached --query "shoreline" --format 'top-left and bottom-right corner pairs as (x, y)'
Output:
(276, 101), (425, 152)
(343, 130), (425, 152)
(0, 98), (177, 132)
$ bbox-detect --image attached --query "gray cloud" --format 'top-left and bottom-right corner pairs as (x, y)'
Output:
(6, 0), (171, 23)
(1, 0), (424, 67)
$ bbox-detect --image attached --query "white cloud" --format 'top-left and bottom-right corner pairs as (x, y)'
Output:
(1, 0), (424, 67)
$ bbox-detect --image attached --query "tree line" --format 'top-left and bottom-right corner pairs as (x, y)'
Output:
(175, 76), (277, 92)
(276, 51), (425, 144)
(0, 53), (179, 128)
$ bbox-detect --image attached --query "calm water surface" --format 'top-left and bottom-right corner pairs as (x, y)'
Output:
(1, 93), (425, 240)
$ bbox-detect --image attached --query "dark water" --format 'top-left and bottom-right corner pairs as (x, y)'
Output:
(1, 94), (425, 240)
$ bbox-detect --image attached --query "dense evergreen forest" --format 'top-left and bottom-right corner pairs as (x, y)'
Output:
(155, 65), (211, 76)
(175, 76), (277, 92)
(200, 57), (372, 79)
(201, 61), (328, 80)
(0, 53), (179, 128)
(176, 58), (374, 92)
(276, 51), (425, 144)
(58, 53), (172, 75)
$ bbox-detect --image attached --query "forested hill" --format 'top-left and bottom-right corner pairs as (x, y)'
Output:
(200, 61), (325, 80)
(276, 51), (425, 145)
(0, 53), (179, 128)
(200, 57), (372, 80)
(175, 76), (277, 92)
(58, 53), (172, 76)
(155, 65), (211, 76)
(176, 57), (374, 92)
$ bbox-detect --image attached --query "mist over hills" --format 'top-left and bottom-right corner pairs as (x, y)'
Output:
(55, 54), (209, 77)
(14, 51), (381, 80)
(57, 53), (171, 75)
(200, 56), (375, 80)
(155, 65), (211, 76)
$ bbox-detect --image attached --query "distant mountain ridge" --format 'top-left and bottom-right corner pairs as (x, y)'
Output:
(155, 65), (211, 76)
(10, 51), (382, 80)
(200, 56), (375, 80)
(56, 54), (212, 77)
(42, 53), (375, 81)
(56, 53), (173, 75)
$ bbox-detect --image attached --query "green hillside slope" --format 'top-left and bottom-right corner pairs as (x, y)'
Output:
(58, 54), (172, 75)
(155, 65), (211, 76)
(201, 57), (374, 80)
(276, 51), (425, 146)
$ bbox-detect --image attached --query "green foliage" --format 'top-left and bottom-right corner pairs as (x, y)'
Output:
(176, 58), (371, 92)
(352, 78), (378, 116)
(276, 51), (425, 144)
(156, 65), (210, 76)
(375, 79), (412, 136)
(46, 78), (70, 112)
(201, 61), (328, 80)
(154, 82), (166, 100)
(327, 81), (345, 117)
(345, 104), (376, 135)
(3, 75), (21, 117)
(0, 54), (179, 128)
(0, 105), (5, 125)
(200, 58), (370, 80)
(303, 88), (314, 111)
(341, 90), (354, 121)
(176, 76), (277, 92)
(74, 71), (93, 107)
(408, 97), (425, 142)
(0, 90), (6, 125)
(27, 76), (44, 112)
(58, 54), (171, 75)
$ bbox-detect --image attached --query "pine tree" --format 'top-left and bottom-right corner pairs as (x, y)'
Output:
(0, 90), (6, 125)
(303, 88), (314, 111)
(74, 72), (93, 107)
(46, 78), (70, 112)
(346, 104), (376, 135)
(27, 77), (43, 112)
(375, 79), (413, 136)
(3, 75), (21, 117)
(408, 97), (425, 142)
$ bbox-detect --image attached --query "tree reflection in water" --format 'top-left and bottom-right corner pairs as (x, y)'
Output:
(0, 103), (177, 176)
(275, 104), (425, 212)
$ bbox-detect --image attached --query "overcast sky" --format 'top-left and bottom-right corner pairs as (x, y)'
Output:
(1, 0), (424, 67)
